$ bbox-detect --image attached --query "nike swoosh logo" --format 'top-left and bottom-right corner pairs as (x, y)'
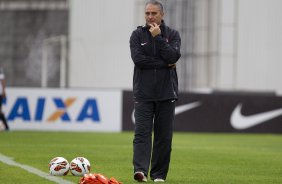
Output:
(141, 42), (148, 46)
(131, 101), (201, 124)
(230, 103), (282, 130)
(175, 101), (202, 115)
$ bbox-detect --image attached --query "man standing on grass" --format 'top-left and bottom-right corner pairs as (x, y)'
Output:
(0, 67), (9, 131)
(129, 0), (181, 182)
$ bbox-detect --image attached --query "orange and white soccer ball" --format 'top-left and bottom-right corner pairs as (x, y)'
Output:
(49, 157), (70, 176)
(70, 157), (91, 176)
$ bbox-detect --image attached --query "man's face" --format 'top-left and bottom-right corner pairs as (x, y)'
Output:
(145, 4), (164, 26)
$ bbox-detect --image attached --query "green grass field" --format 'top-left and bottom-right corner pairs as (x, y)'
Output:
(0, 131), (282, 184)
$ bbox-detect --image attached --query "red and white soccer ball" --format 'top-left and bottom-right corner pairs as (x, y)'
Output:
(70, 157), (91, 176)
(49, 157), (70, 176)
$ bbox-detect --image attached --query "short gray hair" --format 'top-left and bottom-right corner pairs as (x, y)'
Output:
(145, 0), (164, 12)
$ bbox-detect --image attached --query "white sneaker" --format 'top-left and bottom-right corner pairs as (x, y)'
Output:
(134, 171), (147, 182)
(154, 178), (165, 182)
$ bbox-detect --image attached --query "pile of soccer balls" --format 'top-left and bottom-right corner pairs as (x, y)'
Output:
(48, 157), (122, 184)
(49, 157), (90, 176)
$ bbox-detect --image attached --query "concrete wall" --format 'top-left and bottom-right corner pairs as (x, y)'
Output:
(215, 0), (282, 94)
(69, 0), (282, 94)
(236, 0), (282, 94)
(69, 0), (135, 89)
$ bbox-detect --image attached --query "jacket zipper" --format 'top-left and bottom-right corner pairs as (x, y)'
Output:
(153, 38), (157, 99)
(153, 38), (156, 56)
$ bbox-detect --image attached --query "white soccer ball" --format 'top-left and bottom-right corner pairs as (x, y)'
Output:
(69, 157), (91, 176)
(49, 157), (70, 176)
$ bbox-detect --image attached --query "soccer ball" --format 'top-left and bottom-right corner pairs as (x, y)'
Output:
(70, 157), (91, 176)
(49, 157), (70, 176)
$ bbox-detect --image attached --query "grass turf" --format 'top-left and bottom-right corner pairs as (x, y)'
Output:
(0, 131), (282, 183)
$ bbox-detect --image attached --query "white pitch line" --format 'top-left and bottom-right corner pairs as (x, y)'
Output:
(0, 153), (74, 184)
